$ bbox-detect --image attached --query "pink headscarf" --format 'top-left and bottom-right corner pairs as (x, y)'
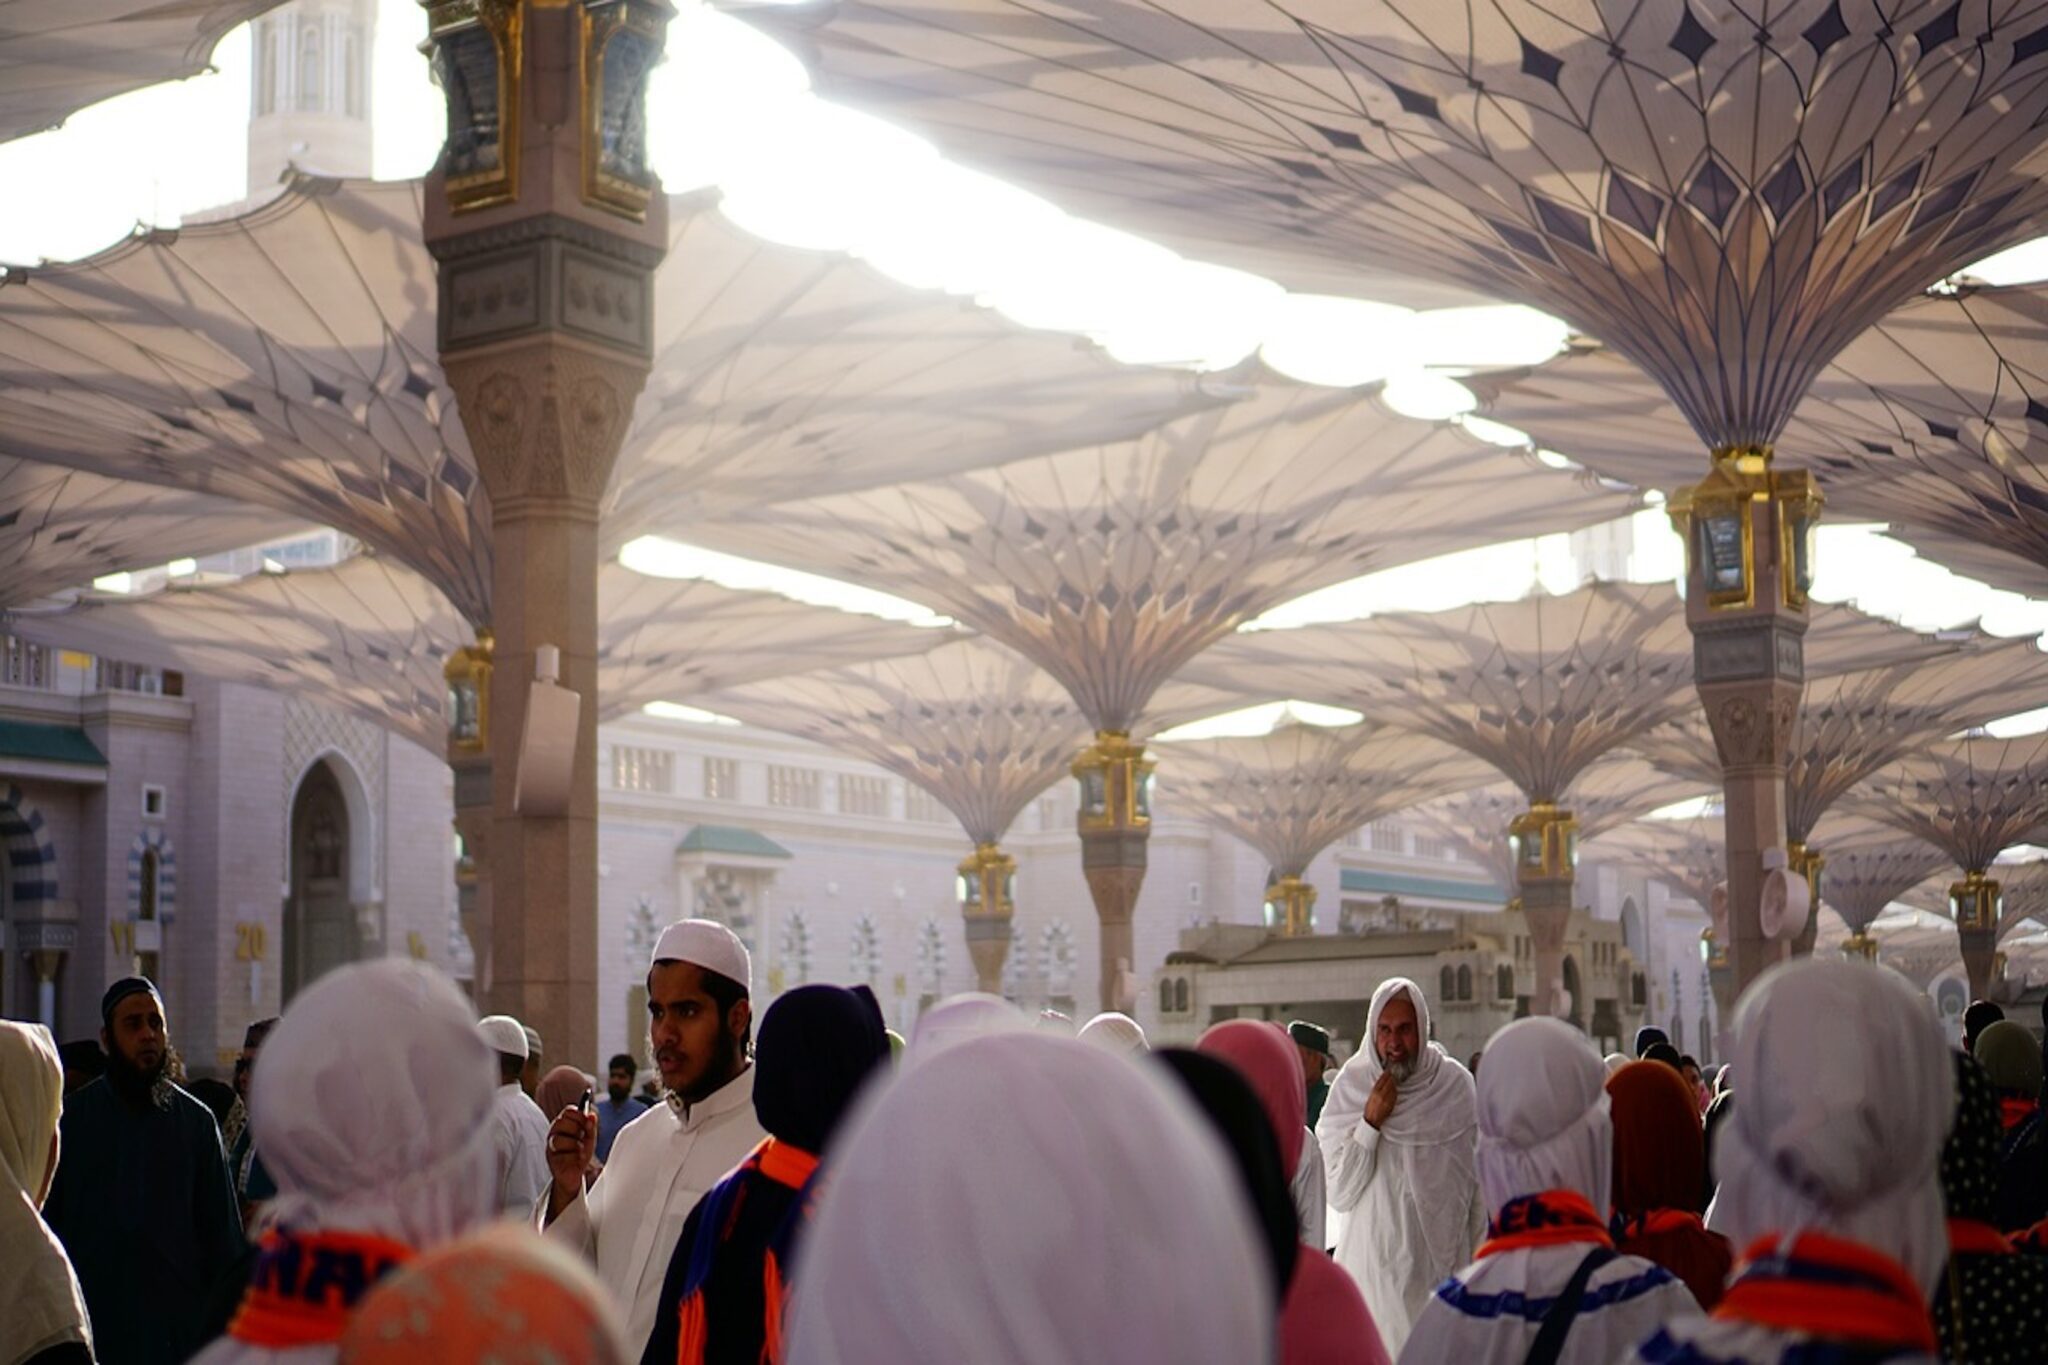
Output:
(1200, 1021), (1391, 1365)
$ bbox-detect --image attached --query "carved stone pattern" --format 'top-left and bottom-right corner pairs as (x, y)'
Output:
(1708, 693), (1799, 768)
(283, 696), (386, 820)
(447, 347), (642, 504)
(1081, 863), (1146, 924)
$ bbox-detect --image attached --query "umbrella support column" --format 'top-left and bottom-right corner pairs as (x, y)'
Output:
(1073, 732), (1153, 1015)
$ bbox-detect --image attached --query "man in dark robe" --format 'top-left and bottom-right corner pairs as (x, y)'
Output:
(1287, 1020), (1334, 1128)
(43, 977), (246, 1365)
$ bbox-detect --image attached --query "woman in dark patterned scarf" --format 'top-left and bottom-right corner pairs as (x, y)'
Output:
(1934, 1051), (2048, 1364)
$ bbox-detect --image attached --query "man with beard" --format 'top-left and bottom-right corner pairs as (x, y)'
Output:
(540, 920), (765, 1356)
(43, 977), (245, 1365)
(595, 1052), (649, 1163)
(1316, 976), (1482, 1357)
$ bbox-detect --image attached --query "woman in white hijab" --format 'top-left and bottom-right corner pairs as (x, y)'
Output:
(1626, 958), (1952, 1364)
(0, 1020), (91, 1365)
(786, 1031), (1276, 1364)
(1317, 977), (1485, 1354)
(904, 992), (1028, 1060)
(1401, 1018), (1698, 1365)
(191, 959), (501, 1365)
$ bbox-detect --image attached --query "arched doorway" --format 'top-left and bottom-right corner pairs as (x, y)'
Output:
(284, 760), (358, 1002)
(1561, 954), (1585, 1033)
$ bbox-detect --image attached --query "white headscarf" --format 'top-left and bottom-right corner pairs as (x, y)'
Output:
(193, 961), (502, 1365)
(252, 959), (499, 1245)
(785, 1032), (1275, 1365)
(1708, 958), (1953, 1296)
(1077, 1011), (1149, 1054)
(0, 1020), (91, 1365)
(906, 992), (1028, 1060)
(1323, 977), (1474, 1147)
(1475, 1017), (1612, 1216)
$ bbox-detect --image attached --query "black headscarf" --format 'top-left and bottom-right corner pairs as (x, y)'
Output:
(1153, 1048), (1298, 1301)
(753, 985), (889, 1155)
(1634, 1026), (1669, 1058)
(1934, 1052), (2048, 1365)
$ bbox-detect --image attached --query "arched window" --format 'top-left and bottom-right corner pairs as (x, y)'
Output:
(1439, 965), (1455, 1001)
(343, 32), (361, 118)
(1496, 963), (1514, 1000)
(138, 850), (159, 922)
(1174, 978), (1189, 1013)
(1456, 964), (1473, 1001)
(1159, 978), (1174, 1015)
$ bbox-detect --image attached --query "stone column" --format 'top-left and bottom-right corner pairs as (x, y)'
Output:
(1952, 871), (2001, 1000)
(1510, 802), (1577, 1022)
(29, 949), (65, 1032)
(1674, 450), (1819, 1002)
(1072, 731), (1152, 1014)
(958, 841), (1016, 996)
(423, 0), (670, 1072)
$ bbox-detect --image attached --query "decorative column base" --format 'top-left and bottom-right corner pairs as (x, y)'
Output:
(1264, 874), (1316, 937)
(1786, 841), (1825, 958)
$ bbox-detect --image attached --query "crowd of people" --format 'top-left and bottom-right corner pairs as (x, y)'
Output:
(6, 916), (2048, 1365)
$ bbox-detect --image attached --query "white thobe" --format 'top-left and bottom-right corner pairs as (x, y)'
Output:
(490, 1083), (550, 1214)
(1399, 1244), (1699, 1365)
(539, 1067), (764, 1355)
(1290, 1128), (1327, 1250)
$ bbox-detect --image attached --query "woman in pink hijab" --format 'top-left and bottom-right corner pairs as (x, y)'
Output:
(1201, 1020), (1392, 1365)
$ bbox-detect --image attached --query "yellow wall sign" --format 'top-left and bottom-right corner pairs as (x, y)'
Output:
(234, 923), (268, 962)
(407, 931), (429, 960)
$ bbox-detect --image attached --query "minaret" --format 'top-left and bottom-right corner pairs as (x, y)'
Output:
(247, 0), (377, 195)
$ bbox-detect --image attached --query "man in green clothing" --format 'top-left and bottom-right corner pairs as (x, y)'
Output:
(1289, 1019), (1335, 1127)
(44, 977), (246, 1365)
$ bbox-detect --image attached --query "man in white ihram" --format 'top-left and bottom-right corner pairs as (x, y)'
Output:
(537, 919), (765, 1356)
(1316, 976), (1484, 1355)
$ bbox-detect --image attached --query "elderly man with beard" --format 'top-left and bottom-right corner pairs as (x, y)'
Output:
(540, 920), (765, 1357)
(1317, 977), (1483, 1357)
(43, 977), (245, 1365)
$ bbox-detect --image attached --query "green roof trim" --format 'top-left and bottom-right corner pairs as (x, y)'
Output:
(0, 720), (107, 768)
(677, 824), (792, 859)
(1339, 868), (1505, 904)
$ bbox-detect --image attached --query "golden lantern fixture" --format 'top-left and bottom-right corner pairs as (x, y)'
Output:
(1842, 931), (1879, 961)
(579, 0), (674, 220)
(419, 0), (524, 212)
(1072, 730), (1155, 833)
(1666, 446), (1823, 611)
(1263, 875), (1316, 937)
(1507, 802), (1578, 884)
(443, 628), (495, 754)
(955, 842), (1017, 919)
(1950, 870), (2002, 933)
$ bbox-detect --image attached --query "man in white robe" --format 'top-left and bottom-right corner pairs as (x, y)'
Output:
(539, 919), (765, 1356)
(1317, 976), (1484, 1355)
(479, 1014), (549, 1213)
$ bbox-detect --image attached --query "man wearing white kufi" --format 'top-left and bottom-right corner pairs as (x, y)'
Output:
(478, 1013), (549, 1213)
(1627, 959), (1952, 1365)
(1316, 976), (1484, 1354)
(540, 919), (765, 1356)
(1401, 1018), (1699, 1364)
(191, 958), (500, 1365)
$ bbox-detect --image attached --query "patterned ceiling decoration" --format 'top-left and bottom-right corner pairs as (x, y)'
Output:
(693, 384), (1636, 733)
(697, 638), (1234, 845)
(1483, 285), (2048, 596)
(1193, 582), (1696, 802)
(1157, 721), (1494, 879)
(1412, 757), (1707, 889)
(1635, 634), (2048, 845)
(1852, 730), (2048, 871)
(0, 177), (1226, 625)
(4, 554), (944, 752)
(0, 458), (288, 606)
(778, 0), (2048, 452)
(1816, 839), (1951, 936)
(0, 0), (287, 144)
(1990, 858), (2048, 944)
(1189, 587), (1947, 804)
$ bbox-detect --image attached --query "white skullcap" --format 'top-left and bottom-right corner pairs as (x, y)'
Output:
(1078, 1012), (1149, 1054)
(1475, 1016), (1612, 1216)
(908, 993), (1028, 1060)
(651, 918), (751, 992)
(478, 1014), (529, 1059)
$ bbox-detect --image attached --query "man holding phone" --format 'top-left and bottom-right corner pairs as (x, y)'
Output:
(538, 919), (764, 1356)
